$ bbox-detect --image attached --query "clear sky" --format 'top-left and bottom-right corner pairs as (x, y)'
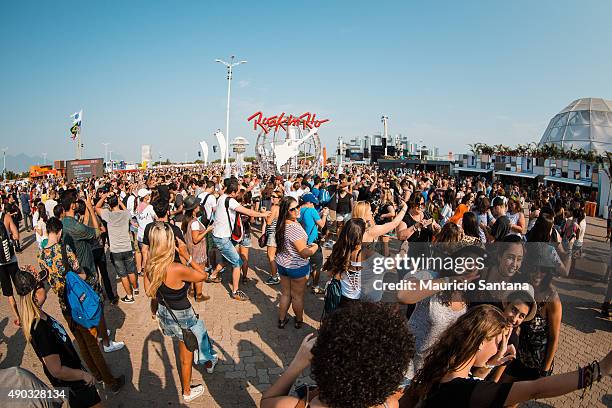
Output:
(1, 0), (611, 164)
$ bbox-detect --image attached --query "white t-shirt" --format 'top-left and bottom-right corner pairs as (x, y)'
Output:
(251, 183), (261, 198)
(126, 194), (136, 217)
(136, 203), (156, 241)
(284, 180), (293, 193)
(577, 218), (587, 243)
(286, 190), (301, 201)
(44, 199), (57, 218)
(213, 195), (240, 239)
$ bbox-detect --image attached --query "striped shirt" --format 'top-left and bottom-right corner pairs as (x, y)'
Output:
(275, 222), (309, 268)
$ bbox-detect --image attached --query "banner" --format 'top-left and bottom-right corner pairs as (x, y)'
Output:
(199, 141), (209, 165)
(214, 130), (226, 165)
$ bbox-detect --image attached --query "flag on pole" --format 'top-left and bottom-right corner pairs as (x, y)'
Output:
(214, 130), (226, 166)
(199, 141), (209, 165)
(69, 110), (83, 140)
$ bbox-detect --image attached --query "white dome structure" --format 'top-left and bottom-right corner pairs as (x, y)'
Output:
(539, 98), (612, 155)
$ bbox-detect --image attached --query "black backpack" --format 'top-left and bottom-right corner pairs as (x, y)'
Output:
(224, 197), (243, 242)
(0, 212), (15, 264)
(199, 194), (212, 227)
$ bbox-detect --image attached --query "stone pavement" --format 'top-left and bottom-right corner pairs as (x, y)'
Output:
(0, 218), (610, 407)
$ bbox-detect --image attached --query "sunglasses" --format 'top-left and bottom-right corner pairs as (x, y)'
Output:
(289, 207), (299, 212)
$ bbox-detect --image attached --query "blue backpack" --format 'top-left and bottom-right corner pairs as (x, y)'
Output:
(318, 189), (331, 206)
(62, 245), (102, 328)
(321, 277), (342, 321)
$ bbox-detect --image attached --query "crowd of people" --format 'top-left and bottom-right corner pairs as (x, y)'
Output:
(0, 162), (610, 407)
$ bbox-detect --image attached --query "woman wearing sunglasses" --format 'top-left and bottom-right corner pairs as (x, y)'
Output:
(275, 197), (319, 329)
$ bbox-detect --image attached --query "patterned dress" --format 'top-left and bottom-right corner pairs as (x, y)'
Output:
(38, 243), (103, 312)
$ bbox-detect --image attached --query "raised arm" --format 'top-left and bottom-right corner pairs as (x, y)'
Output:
(366, 202), (408, 240)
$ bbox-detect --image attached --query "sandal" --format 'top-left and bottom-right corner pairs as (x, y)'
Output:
(294, 318), (303, 329)
(195, 294), (211, 302)
(207, 275), (222, 283)
(278, 317), (289, 329)
(312, 286), (325, 295)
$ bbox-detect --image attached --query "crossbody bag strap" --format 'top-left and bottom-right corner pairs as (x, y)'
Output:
(158, 287), (198, 327)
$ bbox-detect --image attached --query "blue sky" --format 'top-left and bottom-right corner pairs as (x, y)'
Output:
(1, 1), (611, 164)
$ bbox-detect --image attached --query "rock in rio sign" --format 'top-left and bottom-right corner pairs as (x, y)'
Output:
(247, 111), (330, 134)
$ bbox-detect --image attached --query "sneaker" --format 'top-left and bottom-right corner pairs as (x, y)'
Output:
(322, 241), (334, 249)
(232, 290), (249, 301)
(265, 275), (280, 285)
(108, 375), (126, 394)
(133, 287), (139, 296)
(183, 384), (204, 402)
(120, 295), (135, 304)
(205, 266), (213, 273)
(206, 355), (219, 374)
(103, 340), (125, 353)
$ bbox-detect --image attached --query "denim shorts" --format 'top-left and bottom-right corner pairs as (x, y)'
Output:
(240, 233), (251, 248)
(157, 304), (198, 342)
(276, 262), (310, 279)
(212, 236), (243, 268)
(110, 251), (136, 278)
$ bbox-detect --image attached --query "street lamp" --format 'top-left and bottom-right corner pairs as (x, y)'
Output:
(109, 150), (113, 171)
(42, 153), (47, 165)
(418, 139), (423, 160)
(2, 148), (7, 179)
(215, 56), (247, 177)
(381, 116), (389, 157)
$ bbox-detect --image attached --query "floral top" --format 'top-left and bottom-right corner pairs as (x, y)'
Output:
(37, 242), (102, 312)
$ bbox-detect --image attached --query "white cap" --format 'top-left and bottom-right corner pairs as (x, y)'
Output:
(137, 188), (152, 198)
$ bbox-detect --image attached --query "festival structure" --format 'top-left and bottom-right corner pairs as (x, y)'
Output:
(251, 112), (327, 176)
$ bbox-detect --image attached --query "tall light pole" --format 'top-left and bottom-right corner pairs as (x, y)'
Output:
(109, 150), (113, 171)
(42, 152), (47, 165)
(215, 56), (247, 177)
(2, 148), (7, 179)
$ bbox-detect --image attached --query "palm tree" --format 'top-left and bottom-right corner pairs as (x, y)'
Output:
(468, 143), (482, 155)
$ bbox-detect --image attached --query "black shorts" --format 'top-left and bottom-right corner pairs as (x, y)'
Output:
(310, 246), (323, 271)
(505, 359), (542, 381)
(68, 382), (101, 407)
(0, 262), (18, 297)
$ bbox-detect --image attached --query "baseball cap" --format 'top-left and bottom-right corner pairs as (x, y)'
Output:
(301, 193), (319, 205)
(13, 266), (48, 296)
(137, 188), (152, 198)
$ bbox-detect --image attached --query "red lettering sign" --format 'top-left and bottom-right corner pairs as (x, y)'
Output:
(247, 111), (330, 134)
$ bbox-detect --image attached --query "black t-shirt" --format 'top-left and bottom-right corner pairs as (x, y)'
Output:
(326, 185), (338, 211)
(423, 378), (513, 408)
(143, 221), (185, 263)
(357, 186), (373, 201)
(30, 315), (85, 388)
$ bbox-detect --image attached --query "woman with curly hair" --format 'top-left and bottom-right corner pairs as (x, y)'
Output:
(261, 302), (415, 408)
(404, 304), (612, 408)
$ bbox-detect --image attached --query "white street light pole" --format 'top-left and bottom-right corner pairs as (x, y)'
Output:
(42, 153), (47, 165)
(2, 148), (7, 179)
(109, 150), (113, 171)
(215, 56), (247, 178)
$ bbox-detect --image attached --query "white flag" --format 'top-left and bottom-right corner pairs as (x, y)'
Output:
(70, 109), (83, 125)
(199, 141), (209, 165)
(214, 130), (226, 166)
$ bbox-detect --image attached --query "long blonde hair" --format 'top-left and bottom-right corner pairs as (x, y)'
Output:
(17, 292), (42, 343)
(352, 201), (372, 224)
(145, 222), (176, 297)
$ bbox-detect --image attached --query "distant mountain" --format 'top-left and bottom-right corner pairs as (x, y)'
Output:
(4, 154), (48, 173)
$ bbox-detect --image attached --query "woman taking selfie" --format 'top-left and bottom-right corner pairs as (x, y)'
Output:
(275, 197), (318, 329)
(14, 266), (103, 407)
(144, 222), (217, 403)
(404, 304), (612, 407)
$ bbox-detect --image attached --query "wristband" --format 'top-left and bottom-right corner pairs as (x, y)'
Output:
(187, 256), (193, 266)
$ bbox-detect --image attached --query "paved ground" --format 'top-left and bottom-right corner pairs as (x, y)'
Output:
(1, 218), (610, 407)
